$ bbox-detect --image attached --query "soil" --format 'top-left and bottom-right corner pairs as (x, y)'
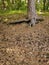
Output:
(0, 15), (49, 65)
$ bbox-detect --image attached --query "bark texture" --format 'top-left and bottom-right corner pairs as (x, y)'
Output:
(28, 0), (36, 25)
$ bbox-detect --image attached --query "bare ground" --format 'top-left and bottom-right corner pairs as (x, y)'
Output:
(0, 16), (49, 65)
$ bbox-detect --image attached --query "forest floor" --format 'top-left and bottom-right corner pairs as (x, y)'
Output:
(0, 14), (49, 65)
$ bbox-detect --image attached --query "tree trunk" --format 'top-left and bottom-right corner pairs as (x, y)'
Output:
(28, 0), (36, 26)
(43, 0), (46, 11)
(2, 0), (6, 10)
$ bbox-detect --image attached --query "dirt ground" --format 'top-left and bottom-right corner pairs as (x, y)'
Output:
(0, 15), (49, 65)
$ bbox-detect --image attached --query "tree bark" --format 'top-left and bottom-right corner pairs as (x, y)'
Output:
(28, 0), (36, 26)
